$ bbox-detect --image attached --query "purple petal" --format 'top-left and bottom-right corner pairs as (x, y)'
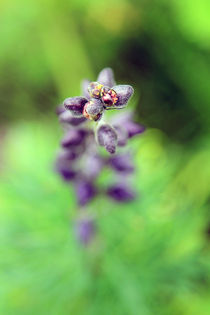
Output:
(113, 125), (128, 147)
(81, 79), (91, 99)
(59, 110), (87, 126)
(75, 180), (96, 207)
(55, 157), (77, 181)
(109, 154), (134, 174)
(61, 129), (86, 148)
(112, 111), (145, 138)
(107, 184), (135, 202)
(64, 97), (88, 117)
(57, 149), (78, 162)
(59, 169), (77, 181)
(111, 85), (134, 108)
(97, 123), (118, 154)
(97, 67), (116, 87)
(124, 121), (146, 138)
(75, 217), (95, 245)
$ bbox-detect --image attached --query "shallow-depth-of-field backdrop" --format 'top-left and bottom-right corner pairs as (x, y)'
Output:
(1, 0), (210, 314)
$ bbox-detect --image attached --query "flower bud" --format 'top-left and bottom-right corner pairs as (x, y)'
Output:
(61, 129), (86, 148)
(64, 97), (88, 117)
(111, 85), (134, 108)
(59, 110), (86, 126)
(83, 99), (104, 121)
(75, 180), (96, 206)
(107, 183), (135, 202)
(109, 154), (134, 174)
(97, 123), (118, 154)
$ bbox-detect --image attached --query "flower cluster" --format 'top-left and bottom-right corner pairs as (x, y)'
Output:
(55, 68), (145, 245)
(64, 68), (134, 122)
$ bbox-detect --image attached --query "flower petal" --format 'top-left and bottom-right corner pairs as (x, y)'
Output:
(61, 129), (87, 148)
(64, 97), (88, 117)
(113, 125), (128, 146)
(59, 110), (87, 126)
(111, 111), (145, 138)
(75, 180), (96, 206)
(81, 79), (91, 99)
(106, 183), (135, 202)
(124, 121), (146, 138)
(96, 123), (118, 154)
(55, 155), (77, 181)
(109, 154), (134, 174)
(97, 67), (116, 87)
(110, 85), (134, 108)
(75, 217), (95, 245)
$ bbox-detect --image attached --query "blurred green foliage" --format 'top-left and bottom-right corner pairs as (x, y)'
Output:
(1, 0), (210, 314)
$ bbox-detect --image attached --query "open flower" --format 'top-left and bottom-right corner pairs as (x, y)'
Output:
(64, 68), (134, 121)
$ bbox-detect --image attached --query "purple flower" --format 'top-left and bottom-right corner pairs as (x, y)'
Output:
(75, 180), (97, 207)
(75, 217), (95, 245)
(109, 154), (134, 174)
(55, 155), (77, 182)
(107, 183), (135, 202)
(61, 129), (87, 148)
(96, 123), (118, 154)
(113, 112), (145, 139)
(63, 68), (134, 122)
(55, 68), (145, 246)
(59, 110), (86, 126)
(64, 97), (88, 117)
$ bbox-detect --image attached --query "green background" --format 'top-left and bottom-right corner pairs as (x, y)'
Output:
(1, 0), (210, 314)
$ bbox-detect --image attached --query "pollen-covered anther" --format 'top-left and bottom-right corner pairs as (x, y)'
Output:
(88, 82), (103, 99)
(101, 86), (118, 107)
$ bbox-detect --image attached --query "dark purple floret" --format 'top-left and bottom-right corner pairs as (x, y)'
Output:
(75, 217), (95, 245)
(124, 121), (146, 138)
(113, 125), (128, 147)
(64, 97), (88, 117)
(107, 183), (135, 202)
(57, 149), (78, 162)
(97, 123), (118, 154)
(59, 168), (77, 181)
(112, 85), (134, 108)
(75, 180), (97, 207)
(55, 154), (78, 181)
(109, 154), (134, 174)
(83, 99), (104, 121)
(61, 129), (87, 148)
(59, 110), (87, 126)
